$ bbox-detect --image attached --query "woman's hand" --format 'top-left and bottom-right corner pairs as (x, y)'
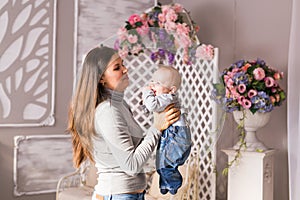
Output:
(153, 104), (180, 131)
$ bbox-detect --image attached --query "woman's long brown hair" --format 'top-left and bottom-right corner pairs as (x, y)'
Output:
(67, 47), (115, 168)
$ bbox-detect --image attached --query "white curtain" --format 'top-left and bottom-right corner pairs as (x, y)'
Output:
(288, 0), (300, 199)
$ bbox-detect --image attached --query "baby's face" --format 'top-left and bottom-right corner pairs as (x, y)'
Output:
(149, 80), (171, 96)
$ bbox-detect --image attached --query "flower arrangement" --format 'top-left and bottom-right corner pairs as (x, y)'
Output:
(212, 58), (286, 114)
(115, 3), (214, 65)
(212, 59), (286, 175)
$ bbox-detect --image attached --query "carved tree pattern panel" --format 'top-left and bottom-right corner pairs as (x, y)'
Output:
(0, 0), (56, 127)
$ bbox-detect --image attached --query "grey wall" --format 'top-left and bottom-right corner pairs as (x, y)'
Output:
(0, 0), (291, 200)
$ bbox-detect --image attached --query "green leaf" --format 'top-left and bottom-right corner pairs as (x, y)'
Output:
(279, 91), (286, 101)
(222, 168), (229, 176)
(135, 21), (143, 27)
(213, 83), (225, 95)
(247, 66), (256, 74)
(256, 149), (264, 153)
(249, 108), (257, 114)
(125, 23), (132, 30)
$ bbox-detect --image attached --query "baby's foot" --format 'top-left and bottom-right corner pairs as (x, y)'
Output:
(169, 189), (178, 195)
(160, 188), (168, 194)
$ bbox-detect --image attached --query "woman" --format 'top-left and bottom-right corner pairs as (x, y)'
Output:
(68, 46), (180, 200)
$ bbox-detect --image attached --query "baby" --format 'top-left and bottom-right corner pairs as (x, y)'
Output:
(142, 65), (192, 195)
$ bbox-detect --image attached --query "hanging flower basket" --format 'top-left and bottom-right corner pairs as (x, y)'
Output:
(115, 3), (214, 65)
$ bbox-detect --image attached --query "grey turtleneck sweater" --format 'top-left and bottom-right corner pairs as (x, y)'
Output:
(93, 90), (161, 195)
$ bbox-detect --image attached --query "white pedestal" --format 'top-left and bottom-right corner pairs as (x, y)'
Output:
(223, 149), (275, 200)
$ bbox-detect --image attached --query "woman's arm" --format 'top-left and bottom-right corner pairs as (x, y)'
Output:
(95, 102), (160, 176)
(94, 102), (180, 176)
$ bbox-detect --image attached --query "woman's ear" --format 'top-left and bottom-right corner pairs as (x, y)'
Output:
(99, 76), (105, 86)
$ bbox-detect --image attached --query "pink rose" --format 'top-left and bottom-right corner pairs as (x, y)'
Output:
(177, 35), (191, 49)
(136, 22), (149, 35)
(238, 96), (245, 105)
(253, 67), (265, 80)
(140, 13), (148, 21)
(118, 47), (129, 59)
(165, 9), (177, 22)
(158, 13), (166, 23)
(264, 77), (275, 87)
(230, 87), (240, 99)
(270, 96), (276, 104)
(117, 27), (128, 42)
(238, 84), (246, 93)
(242, 99), (252, 109)
(248, 89), (257, 98)
(127, 34), (138, 44)
(128, 14), (142, 26)
(223, 75), (230, 83)
(131, 43), (143, 55)
(195, 44), (214, 60)
(176, 23), (190, 36)
(224, 76), (234, 88)
(162, 5), (171, 16)
(273, 72), (281, 80)
(231, 67), (240, 74)
(275, 94), (280, 102)
(173, 3), (183, 13)
(164, 21), (177, 32)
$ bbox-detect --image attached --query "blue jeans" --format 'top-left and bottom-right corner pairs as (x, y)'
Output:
(98, 191), (145, 200)
(156, 125), (191, 195)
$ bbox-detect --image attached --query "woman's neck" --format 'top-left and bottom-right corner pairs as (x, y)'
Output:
(107, 89), (124, 101)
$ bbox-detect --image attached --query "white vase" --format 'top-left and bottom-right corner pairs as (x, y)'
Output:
(233, 109), (271, 151)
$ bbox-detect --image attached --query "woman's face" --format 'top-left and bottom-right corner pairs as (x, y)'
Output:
(100, 55), (129, 92)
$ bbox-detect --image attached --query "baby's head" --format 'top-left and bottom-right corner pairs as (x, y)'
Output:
(150, 65), (181, 95)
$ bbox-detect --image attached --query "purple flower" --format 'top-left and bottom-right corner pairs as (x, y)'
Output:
(150, 52), (158, 62)
(256, 58), (265, 66)
(114, 39), (120, 50)
(250, 91), (273, 112)
(167, 52), (175, 64)
(159, 29), (167, 40)
(235, 60), (245, 68)
(158, 49), (166, 58)
(233, 72), (248, 85)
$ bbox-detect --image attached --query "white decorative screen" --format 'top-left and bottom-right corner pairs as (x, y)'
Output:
(0, 0), (56, 126)
(124, 48), (219, 199)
